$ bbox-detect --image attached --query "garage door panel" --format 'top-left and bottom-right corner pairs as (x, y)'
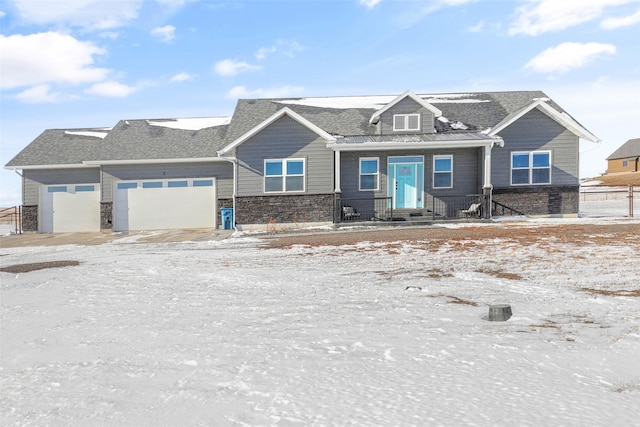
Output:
(40, 185), (100, 233)
(114, 179), (216, 231)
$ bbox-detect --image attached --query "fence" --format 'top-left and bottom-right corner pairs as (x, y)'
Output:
(0, 206), (22, 234)
(580, 185), (637, 218)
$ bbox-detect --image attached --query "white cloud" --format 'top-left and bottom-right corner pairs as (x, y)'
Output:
(0, 32), (109, 90)
(0, 10), (6, 18)
(509, 0), (634, 36)
(12, 0), (143, 30)
(170, 72), (197, 82)
(227, 85), (305, 99)
(15, 84), (62, 104)
(85, 81), (138, 97)
(359, 0), (383, 8)
(468, 21), (485, 32)
(525, 42), (616, 74)
(601, 8), (640, 28)
(214, 59), (261, 77)
(151, 25), (176, 42)
(255, 39), (306, 60)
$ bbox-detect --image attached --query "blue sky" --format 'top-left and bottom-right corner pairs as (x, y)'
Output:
(1, 0), (639, 206)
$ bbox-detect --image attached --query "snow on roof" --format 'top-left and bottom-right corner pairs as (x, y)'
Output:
(276, 93), (490, 109)
(64, 129), (111, 139)
(276, 95), (394, 110)
(146, 117), (231, 131)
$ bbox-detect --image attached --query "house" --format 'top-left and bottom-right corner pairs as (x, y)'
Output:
(606, 138), (640, 174)
(5, 90), (600, 233)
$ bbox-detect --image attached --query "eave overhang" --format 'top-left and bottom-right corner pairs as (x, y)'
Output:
(83, 157), (224, 166)
(4, 163), (99, 171)
(327, 134), (503, 152)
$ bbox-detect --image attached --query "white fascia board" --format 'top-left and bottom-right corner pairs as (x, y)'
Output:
(218, 107), (337, 156)
(327, 139), (498, 152)
(4, 163), (99, 170)
(489, 100), (600, 143)
(83, 157), (223, 166)
(369, 90), (443, 125)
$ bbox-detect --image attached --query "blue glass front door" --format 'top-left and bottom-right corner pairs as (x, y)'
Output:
(388, 157), (424, 209)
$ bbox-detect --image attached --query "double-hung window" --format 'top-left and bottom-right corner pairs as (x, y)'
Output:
(511, 151), (551, 185)
(393, 114), (420, 131)
(433, 155), (453, 189)
(359, 157), (379, 191)
(264, 158), (305, 193)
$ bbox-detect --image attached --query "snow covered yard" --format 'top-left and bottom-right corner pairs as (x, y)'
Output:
(1, 221), (639, 426)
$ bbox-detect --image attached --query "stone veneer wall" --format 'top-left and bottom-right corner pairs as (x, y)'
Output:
(492, 185), (579, 216)
(100, 202), (113, 230)
(22, 205), (38, 231)
(235, 194), (334, 225)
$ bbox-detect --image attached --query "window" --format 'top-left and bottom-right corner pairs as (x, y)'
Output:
(433, 155), (453, 189)
(264, 159), (305, 193)
(193, 179), (213, 187)
(393, 114), (420, 131)
(75, 185), (95, 192)
(359, 157), (379, 191)
(117, 182), (137, 190)
(623, 160), (629, 167)
(48, 186), (67, 193)
(142, 181), (163, 189)
(511, 151), (551, 185)
(168, 180), (188, 188)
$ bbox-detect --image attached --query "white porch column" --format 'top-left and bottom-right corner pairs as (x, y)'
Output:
(483, 144), (493, 219)
(334, 150), (342, 193)
(483, 144), (492, 189)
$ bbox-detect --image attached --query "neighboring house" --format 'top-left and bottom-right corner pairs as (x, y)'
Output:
(5, 90), (599, 233)
(606, 138), (640, 174)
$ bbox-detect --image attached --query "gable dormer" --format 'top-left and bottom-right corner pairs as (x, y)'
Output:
(369, 90), (442, 135)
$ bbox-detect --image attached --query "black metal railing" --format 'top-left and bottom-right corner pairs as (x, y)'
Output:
(424, 194), (487, 220)
(491, 200), (525, 217)
(336, 197), (393, 222)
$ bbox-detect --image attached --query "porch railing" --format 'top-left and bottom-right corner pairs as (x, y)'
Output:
(336, 197), (393, 222)
(336, 195), (489, 223)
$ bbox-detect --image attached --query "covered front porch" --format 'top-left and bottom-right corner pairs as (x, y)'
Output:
(328, 133), (504, 224)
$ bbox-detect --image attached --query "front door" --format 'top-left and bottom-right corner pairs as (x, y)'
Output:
(388, 156), (424, 209)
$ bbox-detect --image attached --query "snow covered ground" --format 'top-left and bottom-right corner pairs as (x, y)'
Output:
(2, 216), (639, 426)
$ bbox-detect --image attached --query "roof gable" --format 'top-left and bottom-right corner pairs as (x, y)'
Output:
(606, 138), (640, 160)
(369, 90), (442, 125)
(218, 107), (336, 156)
(488, 99), (600, 142)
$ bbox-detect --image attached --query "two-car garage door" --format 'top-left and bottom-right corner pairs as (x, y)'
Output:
(113, 178), (217, 231)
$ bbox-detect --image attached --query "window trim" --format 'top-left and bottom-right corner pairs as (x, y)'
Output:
(511, 150), (552, 186)
(393, 113), (421, 131)
(432, 155), (453, 189)
(264, 158), (306, 193)
(359, 157), (379, 191)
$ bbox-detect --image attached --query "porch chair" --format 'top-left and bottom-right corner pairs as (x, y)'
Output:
(342, 206), (361, 221)
(459, 202), (482, 218)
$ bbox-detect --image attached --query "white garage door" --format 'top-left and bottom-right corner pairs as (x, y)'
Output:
(114, 179), (217, 231)
(40, 184), (101, 233)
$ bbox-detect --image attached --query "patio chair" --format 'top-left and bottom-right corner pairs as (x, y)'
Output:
(459, 202), (482, 218)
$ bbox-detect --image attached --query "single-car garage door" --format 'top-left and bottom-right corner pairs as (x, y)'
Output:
(114, 178), (217, 231)
(40, 184), (101, 233)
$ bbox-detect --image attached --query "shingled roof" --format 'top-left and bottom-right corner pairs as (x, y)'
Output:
(606, 138), (640, 160)
(6, 90), (591, 169)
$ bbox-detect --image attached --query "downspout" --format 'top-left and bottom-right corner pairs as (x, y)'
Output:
(483, 138), (504, 220)
(216, 151), (238, 231)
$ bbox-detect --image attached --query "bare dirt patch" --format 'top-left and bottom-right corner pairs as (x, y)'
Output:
(581, 288), (640, 297)
(264, 223), (640, 249)
(0, 260), (80, 274)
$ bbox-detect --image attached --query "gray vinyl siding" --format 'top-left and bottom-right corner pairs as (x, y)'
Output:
(340, 148), (481, 200)
(492, 108), (580, 188)
(379, 98), (435, 134)
(101, 162), (234, 202)
(235, 116), (333, 197)
(23, 168), (100, 205)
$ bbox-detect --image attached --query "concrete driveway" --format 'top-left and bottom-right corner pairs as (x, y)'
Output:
(0, 228), (235, 248)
